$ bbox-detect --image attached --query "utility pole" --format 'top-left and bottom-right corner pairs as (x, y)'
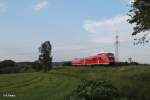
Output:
(115, 32), (119, 62)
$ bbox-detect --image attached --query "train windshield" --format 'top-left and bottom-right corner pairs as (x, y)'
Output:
(107, 53), (114, 60)
(109, 57), (114, 60)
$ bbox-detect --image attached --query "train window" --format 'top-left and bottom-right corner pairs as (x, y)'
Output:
(99, 57), (102, 60)
(93, 58), (97, 60)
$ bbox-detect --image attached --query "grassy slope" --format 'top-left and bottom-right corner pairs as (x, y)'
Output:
(0, 65), (150, 100)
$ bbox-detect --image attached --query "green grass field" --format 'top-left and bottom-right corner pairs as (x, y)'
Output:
(0, 65), (150, 100)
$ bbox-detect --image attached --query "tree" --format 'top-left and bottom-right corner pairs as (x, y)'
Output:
(0, 60), (15, 68)
(0, 60), (18, 74)
(128, 0), (150, 44)
(39, 41), (52, 72)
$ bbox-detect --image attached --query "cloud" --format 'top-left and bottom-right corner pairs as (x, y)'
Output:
(83, 15), (133, 44)
(33, 0), (48, 11)
(125, 0), (135, 4)
(129, 0), (135, 3)
(83, 15), (129, 34)
(0, 3), (6, 13)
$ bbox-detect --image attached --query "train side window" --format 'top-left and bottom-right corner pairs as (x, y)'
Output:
(93, 58), (96, 60)
(99, 57), (102, 60)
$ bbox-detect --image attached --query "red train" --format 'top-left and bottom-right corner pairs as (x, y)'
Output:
(71, 53), (115, 66)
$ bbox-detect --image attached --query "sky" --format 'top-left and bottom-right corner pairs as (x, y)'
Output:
(0, 0), (150, 63)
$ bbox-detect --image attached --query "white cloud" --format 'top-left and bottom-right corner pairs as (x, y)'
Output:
(33, 0), (48, 11)
(128, 0), (135, 3)
(83, 15), (129, 34)
(125, 0), (135, 4)
(83, 15), (133, 44)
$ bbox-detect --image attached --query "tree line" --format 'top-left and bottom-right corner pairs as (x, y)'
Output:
(0, 41), (53, 74)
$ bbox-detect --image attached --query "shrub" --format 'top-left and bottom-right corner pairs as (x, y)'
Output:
(62, 61), (72, 66)
(70, 79), (120, 100)
(0, 60), (15, 68)
(0, 60), (19, 74)
(31, 61), (43, 71)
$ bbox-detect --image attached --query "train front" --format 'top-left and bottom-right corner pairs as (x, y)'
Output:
(107, 53), (115, 64)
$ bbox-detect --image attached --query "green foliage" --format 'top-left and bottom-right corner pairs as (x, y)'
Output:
(0, 61), (43, 74)
(62, 61), (72, 66)
(0, 60), (15, 68)
(0, 60), (19, 74)
(31, 61), (43, 71)
(71, 79), (119, 100)
(128, 0), (150, 44)
(39, 41), (52, 72)
(128, 0), (150, 35)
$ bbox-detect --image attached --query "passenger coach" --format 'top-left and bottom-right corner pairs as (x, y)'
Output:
(71, 53), (115, 66)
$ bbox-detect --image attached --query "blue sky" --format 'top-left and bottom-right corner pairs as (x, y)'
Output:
(0, 0), (150, 63)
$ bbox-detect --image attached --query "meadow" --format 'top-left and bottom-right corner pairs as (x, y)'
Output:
(0, 65), (150, 100)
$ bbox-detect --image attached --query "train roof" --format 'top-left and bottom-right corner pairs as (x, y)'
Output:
(97, 53), (114, 55)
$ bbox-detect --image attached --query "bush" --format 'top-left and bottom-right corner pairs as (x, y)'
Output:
(62, 61), (72, 66)
(31, 61), (43, 71)
(0, 60), (15, 68)
(70, 79), (120, 100)
(0, 60), (19, 74)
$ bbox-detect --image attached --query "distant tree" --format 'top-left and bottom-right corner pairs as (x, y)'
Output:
(128, 0), (150, 44)
(62, 61), (72, 66)
(39, 41), (52, 72)
(0, 60), (18, 74)
(0, 60), (15, 68)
